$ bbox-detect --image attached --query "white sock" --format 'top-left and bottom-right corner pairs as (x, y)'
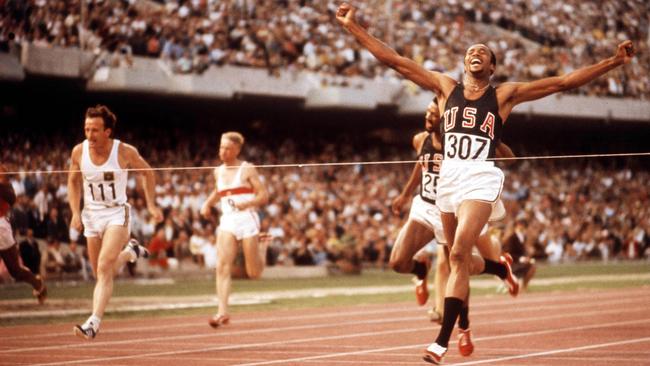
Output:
(85, 315), (101, 331)
(125, 246), (137, 262)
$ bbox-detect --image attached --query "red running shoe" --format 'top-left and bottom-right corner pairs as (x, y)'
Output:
(208, 314), (230, 328)
(414, 277), (429, 306)
(458, 328), (474, 356)
(500, 253), (520, 297)
(414, 259), (431, 306)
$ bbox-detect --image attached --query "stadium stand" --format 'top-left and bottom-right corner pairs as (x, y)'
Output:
(0, 0), (648, 99)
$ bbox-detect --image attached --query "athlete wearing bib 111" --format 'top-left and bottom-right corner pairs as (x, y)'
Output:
(437, 84), (504, 217)
(216, 162), (260, 240)
(80, 139), (130, 238)
(69, 104), (163, 341)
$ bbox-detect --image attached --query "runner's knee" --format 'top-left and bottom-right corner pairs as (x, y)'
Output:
(448, 248), (470, 269)
(388, 256), (410, 273)
(246, 266), (263, 279)
(216, 261), (232, 277)
(96, 260), (115, 278)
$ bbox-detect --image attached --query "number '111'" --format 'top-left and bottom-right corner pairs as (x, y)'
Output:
(89, 183), (116, 201)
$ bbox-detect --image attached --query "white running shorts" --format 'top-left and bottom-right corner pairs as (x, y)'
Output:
(437, 160), (504, 220)
(408, 195), (446, 245)
(81, 204), (131, 239)
(218, 210), (260, 240)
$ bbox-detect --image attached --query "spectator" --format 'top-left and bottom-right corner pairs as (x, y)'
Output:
(61, 241), (84, 276)
(545, 228), (565, 264)
(502, 220), (537, 291)
(33, 185), (51, 224)
(1, 0), (647, 98)
(291, 241), (314, 266)
(18, 229), (42, 275)
(173, 229), (191, 264)
(44, 237), (65, 277)
(201, 233), (218, 270)
(148, 227), (171, 270)
(44, 207), (68, 243)
(189, 226), (209, 267)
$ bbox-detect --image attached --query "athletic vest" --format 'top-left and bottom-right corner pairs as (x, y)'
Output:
(80, 139), (128, 209)
(217, 162), (255, 215)
(418, 133), (443, 205)
(441, 84), (503, 161)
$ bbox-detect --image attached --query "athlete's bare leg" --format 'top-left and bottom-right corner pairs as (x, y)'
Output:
(87, 234), (136, 280)
(86, 237), (101, 277)
(476, 233), (500, 261)
(447, 201), (491, 299)
(432, 201), (492, 350)
(440, 213), (457, 250)
(75, 230), (132, 337)
(216, 230), (238, 316)
(242, 235), (264, 279)
(0, 246), (43, 290)
(432, 245), (485, 317)
(432, 245), (449, 320)
(389, 220), (435, 273)
(90, 226), (130, 319)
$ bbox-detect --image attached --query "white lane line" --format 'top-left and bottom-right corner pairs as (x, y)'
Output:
(449, 337), (650, 365)
(232, 317), (650, 366)
(28, 307), (650, 365)
(5, 293), (649, 354)
(467, 347), (650, 355)
(3, 286), (648, 343)
(530, 356), (650, 362)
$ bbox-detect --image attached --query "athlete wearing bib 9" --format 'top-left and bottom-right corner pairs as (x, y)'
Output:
(216, 162), (260, 240)
(437, 84), (505, 218)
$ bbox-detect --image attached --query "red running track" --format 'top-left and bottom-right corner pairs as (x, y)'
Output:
(1, 287), (649, 365)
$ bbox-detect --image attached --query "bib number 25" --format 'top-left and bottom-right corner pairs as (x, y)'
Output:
(422, 172), (438, 201)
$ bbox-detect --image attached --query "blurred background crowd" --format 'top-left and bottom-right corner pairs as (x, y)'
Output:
(1, 0), (648, 98)
(1, 123), (649, 282)
(1, 0), (648, 282)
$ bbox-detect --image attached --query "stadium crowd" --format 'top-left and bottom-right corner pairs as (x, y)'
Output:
(0, 0), (648, 98)
(1, 126), (649, 281)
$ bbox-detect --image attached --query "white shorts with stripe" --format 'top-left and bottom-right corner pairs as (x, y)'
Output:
(408, 195), (446, 245)
(81, 204), (131, 239)
(409, 195), (500, 248)
(218, 210), (260, 240)
(437, 160), (505, 220)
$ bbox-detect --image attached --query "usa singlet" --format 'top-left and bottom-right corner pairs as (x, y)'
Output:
(441, 85), (503, 162)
